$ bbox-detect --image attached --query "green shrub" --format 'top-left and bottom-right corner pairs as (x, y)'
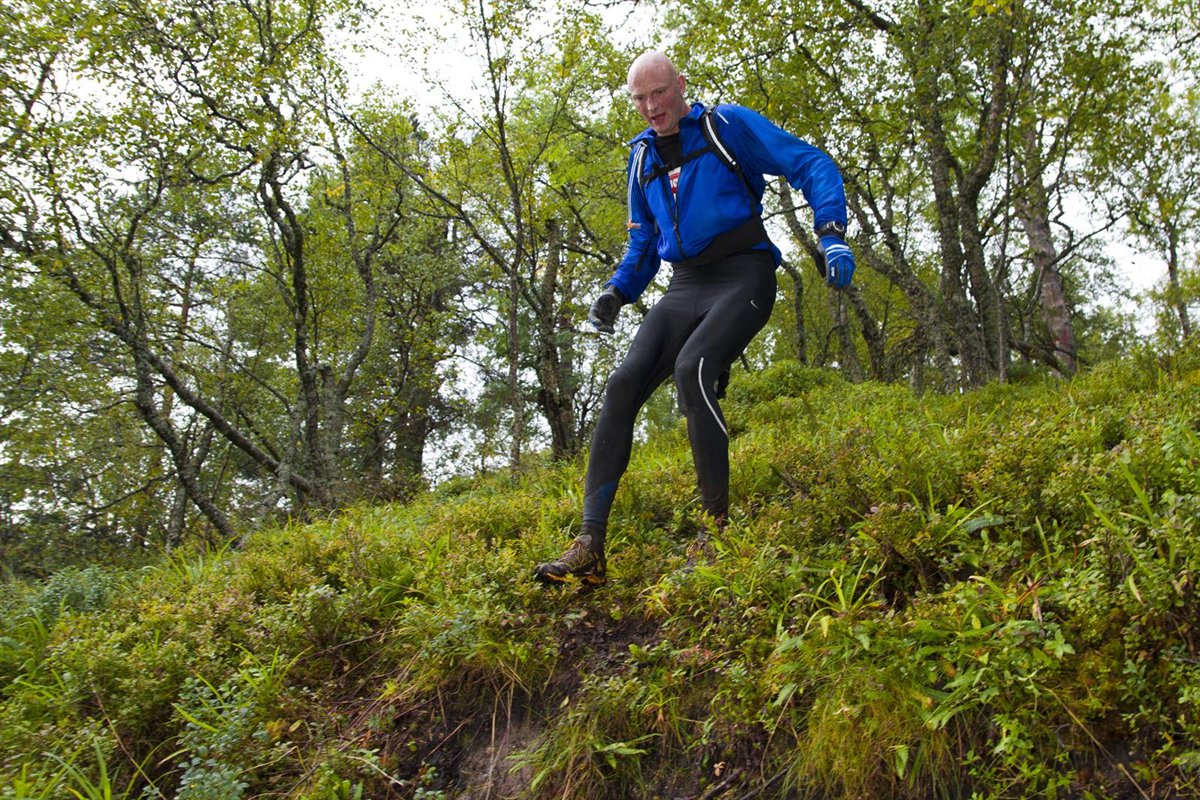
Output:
(5, 356), (1200, 798)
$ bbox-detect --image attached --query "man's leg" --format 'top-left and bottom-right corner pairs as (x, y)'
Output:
(581, 345), (676, 530)
(673, 255), (776, 522)
(534, 291), (693, 585)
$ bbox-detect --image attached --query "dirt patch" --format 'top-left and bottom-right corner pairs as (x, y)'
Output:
(447, 609), (664, 799)
(453, 710), (543, 800)
(549, 606), (664, 696)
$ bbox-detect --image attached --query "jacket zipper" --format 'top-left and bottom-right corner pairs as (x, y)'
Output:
(668, 164), (686, 259)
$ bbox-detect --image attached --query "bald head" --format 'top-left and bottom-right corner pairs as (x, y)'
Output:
(627, 51), (679, 88)
(626, 51), (690, 136)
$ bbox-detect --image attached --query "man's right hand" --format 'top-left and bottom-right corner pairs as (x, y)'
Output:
(587, 287), (625, 333)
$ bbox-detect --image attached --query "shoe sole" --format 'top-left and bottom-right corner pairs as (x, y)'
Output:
(532, 566), (607, 587)
(533, 567), (569, 585)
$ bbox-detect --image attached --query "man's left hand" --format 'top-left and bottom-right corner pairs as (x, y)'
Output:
(819, 235), (856, 290)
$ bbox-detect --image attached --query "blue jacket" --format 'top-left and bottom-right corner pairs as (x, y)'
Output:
(609, 102), (848, 303)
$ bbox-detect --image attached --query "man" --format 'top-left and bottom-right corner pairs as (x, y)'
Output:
(533, 51), (855, 586)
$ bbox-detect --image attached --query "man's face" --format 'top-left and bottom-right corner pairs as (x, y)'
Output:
(628, 65), (688, 136)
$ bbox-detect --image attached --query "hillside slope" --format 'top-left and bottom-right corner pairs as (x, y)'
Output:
(3, 354), (1200, 799)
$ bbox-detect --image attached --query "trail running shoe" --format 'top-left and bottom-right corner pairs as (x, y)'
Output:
(533, 534), (607, 586)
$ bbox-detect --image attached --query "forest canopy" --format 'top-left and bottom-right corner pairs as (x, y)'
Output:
(1, 0), (1197, 575)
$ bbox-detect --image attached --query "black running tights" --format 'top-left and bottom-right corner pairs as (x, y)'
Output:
(582, 251), (776, 532)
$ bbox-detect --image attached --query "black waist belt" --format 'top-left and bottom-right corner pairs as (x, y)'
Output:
(674, 216), (769, 268)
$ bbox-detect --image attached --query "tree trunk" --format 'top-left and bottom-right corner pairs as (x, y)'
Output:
(779, 259), (808, 364)
(1166, 229), (1193, 341)
(961, 201), (1009, 377)
(909, 1), (1013, 386)
(259, 155), (338, 508)
(506, 270), (525, 472)
(131, 343), (236, 542)
(846, 285), (887, 380)
(533, 219), (580, 459)
(926, 141), (992, 387)
(1018, 138), (1078, 376)
(844, 187), (955, 388)
(828, 290), (865, 381)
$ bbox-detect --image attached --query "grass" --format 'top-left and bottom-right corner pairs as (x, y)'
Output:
(2, 352), (1200, 798)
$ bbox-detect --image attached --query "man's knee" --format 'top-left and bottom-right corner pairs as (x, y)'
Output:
(673, 355), (717, 414)
(604, 366), (645, 411)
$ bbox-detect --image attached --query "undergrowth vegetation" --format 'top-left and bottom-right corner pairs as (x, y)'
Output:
(3, 350), (1200, 799)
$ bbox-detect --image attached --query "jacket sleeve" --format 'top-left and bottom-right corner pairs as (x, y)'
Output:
(721, 105), (848, 232)
(606, 144), (661, 303)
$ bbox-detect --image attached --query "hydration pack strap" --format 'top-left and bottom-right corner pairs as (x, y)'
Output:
(641, 144), (713, 189)
(627, 141), (649, 222)
(700, 107), (755, 195)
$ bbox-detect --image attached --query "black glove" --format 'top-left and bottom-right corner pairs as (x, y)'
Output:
(587, 287), (625, 333)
